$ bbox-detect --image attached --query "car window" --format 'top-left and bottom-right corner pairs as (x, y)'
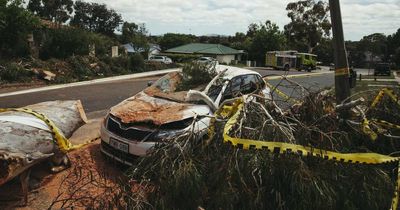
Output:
(241, 74), (259, 95)
(222, 76), (242, 100)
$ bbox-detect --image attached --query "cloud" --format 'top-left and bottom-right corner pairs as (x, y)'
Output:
(84, 0), (400, 40)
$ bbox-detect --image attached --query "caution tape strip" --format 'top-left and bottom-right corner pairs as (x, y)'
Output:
(371, 88), (400, 109)
(0, 108), (88, 153)
(335, 67), (350, 76)
(265, 82), (301, 104)
(213, 99), (400, 210)
(372, 119), (400, 130)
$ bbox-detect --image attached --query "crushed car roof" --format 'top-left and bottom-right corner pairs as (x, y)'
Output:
(216, 65), (262, 80)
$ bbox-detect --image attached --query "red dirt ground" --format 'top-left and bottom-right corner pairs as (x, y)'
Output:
(0, 140), (128, 210)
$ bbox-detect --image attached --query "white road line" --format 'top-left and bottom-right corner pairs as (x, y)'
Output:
(0, 68), (180, 98)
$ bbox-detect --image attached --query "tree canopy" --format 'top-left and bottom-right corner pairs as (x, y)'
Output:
(0, 0), (39, 57)
(159, 33), (196, 50)
(284, 0), (331, 53)
(120, 21), (148, 51)
(70, 1), (122, 36)
(27, 0), (73, 24)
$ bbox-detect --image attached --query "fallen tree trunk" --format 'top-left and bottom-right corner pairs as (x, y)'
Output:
(0, 100), (87, 186)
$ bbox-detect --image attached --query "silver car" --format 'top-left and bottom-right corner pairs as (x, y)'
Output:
(100, 65), (270, 165)
(149, 55), (173, 64)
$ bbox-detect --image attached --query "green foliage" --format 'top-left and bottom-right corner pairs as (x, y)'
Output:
(159, 33), (196, 50)
(120, 22), (148, 53)
(313, 38), (333, 65)
(176, 62), (217, 91)
(0, 62), (33, 83)
(284, 0), (331, 53)
(70, 1), (122, 36)
(247, 21), (286, 66)
(39, 28), (115, 59)
(129, 53), (145, 72)
(0, 0), (39, 58)
(27, 0), (73, 24)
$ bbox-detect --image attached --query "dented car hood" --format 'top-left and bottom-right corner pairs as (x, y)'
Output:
(110, 92), (211, 125)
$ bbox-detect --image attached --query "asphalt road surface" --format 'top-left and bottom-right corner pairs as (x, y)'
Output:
(0, 69), (334, 119)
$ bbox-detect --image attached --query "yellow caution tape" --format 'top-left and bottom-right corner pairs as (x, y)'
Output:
(371, 88), (400, 109)
(335, 67), (350, 76)
(213, 99), (400, 210)
(0, 108), (88, 153)
(265, 82), (301, 104)
(372, 119), (400, 130)
(362, 118), (378, 141)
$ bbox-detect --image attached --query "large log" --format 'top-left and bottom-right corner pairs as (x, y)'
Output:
(0, 100), (87, 186)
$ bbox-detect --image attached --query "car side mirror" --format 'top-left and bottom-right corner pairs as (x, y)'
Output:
(147, 81), (154, 87)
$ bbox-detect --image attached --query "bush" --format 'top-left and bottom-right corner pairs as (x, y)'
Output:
(0, 63), (33, 83)
(38, 28), (116, 60)
(129, 53), (145, 72)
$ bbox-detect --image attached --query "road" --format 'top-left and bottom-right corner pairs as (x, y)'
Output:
(0, 69), (334, 119)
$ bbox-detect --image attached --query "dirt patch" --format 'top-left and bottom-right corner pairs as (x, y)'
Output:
(0, 140), (127, 210)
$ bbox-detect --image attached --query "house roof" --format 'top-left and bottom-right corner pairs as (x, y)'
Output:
(165, 43), (242, 55)
(121, 43), (160, 53)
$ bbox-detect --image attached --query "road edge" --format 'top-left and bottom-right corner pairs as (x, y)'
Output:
(0, 68), (181, 98)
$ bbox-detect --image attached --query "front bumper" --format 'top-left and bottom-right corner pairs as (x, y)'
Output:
(100, 123), (156, 165)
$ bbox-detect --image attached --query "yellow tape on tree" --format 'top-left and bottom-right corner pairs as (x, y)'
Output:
(335, 68), (350, 76)
(215, 99), (400, 209)
(265, 82), (301, 104)
(0, 108), (88, 153)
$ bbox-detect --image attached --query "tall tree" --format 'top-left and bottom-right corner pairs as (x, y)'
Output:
(121, 21), (148, 51)
(248, 20), (286, 66)
(0, 0), (39, 57)
(284, 0), (331, 53)
(27, 0), (73, 24)
(70, 1), (122, 36)
(387, 29), (400, 67)
(159, 33), (196, 50)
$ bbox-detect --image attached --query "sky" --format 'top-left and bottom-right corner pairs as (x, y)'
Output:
(85, 0), (400, 41)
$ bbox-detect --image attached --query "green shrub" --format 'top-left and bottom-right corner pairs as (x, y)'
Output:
(0, 63), (33, 83)
(129, 53), (145, 72)
(176, 62), (217, 91)
(39, 28), (116, 60)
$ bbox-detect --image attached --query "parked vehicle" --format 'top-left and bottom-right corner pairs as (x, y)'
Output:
(196, 57), (219, 65)
(149, 55), (173, 64)
(374, 63), (391, 76)
(100, 65), (270, 165)
(265, 51), (317, 71)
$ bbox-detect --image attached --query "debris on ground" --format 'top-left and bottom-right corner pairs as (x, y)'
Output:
(124, 79), (400, 210)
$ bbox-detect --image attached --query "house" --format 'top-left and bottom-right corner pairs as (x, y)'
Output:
(120, 43), (161, 58)
(165, 43), (243, 64)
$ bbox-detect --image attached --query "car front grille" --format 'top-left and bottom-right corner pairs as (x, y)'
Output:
(101, 141), (137, 164)
(107, 116), (154, 141)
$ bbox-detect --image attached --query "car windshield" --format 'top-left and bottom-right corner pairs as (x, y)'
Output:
(144, 72), (208, 103)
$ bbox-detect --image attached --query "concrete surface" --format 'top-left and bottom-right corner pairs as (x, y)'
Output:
(69, 119), (102, 145)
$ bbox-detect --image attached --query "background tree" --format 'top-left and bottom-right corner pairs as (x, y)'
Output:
(70, 1), (122, 36)
(248, 20), (286, 66)
(159, 33), (196, 50)
(27, 0), (73, 25)
(120, 21), (148, 52)
(0, 0), (39, 57)
(284, 0), (331, 53)
(387, 29), (400, 67)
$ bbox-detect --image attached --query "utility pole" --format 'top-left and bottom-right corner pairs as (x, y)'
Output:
(329, 0), (351, 103)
